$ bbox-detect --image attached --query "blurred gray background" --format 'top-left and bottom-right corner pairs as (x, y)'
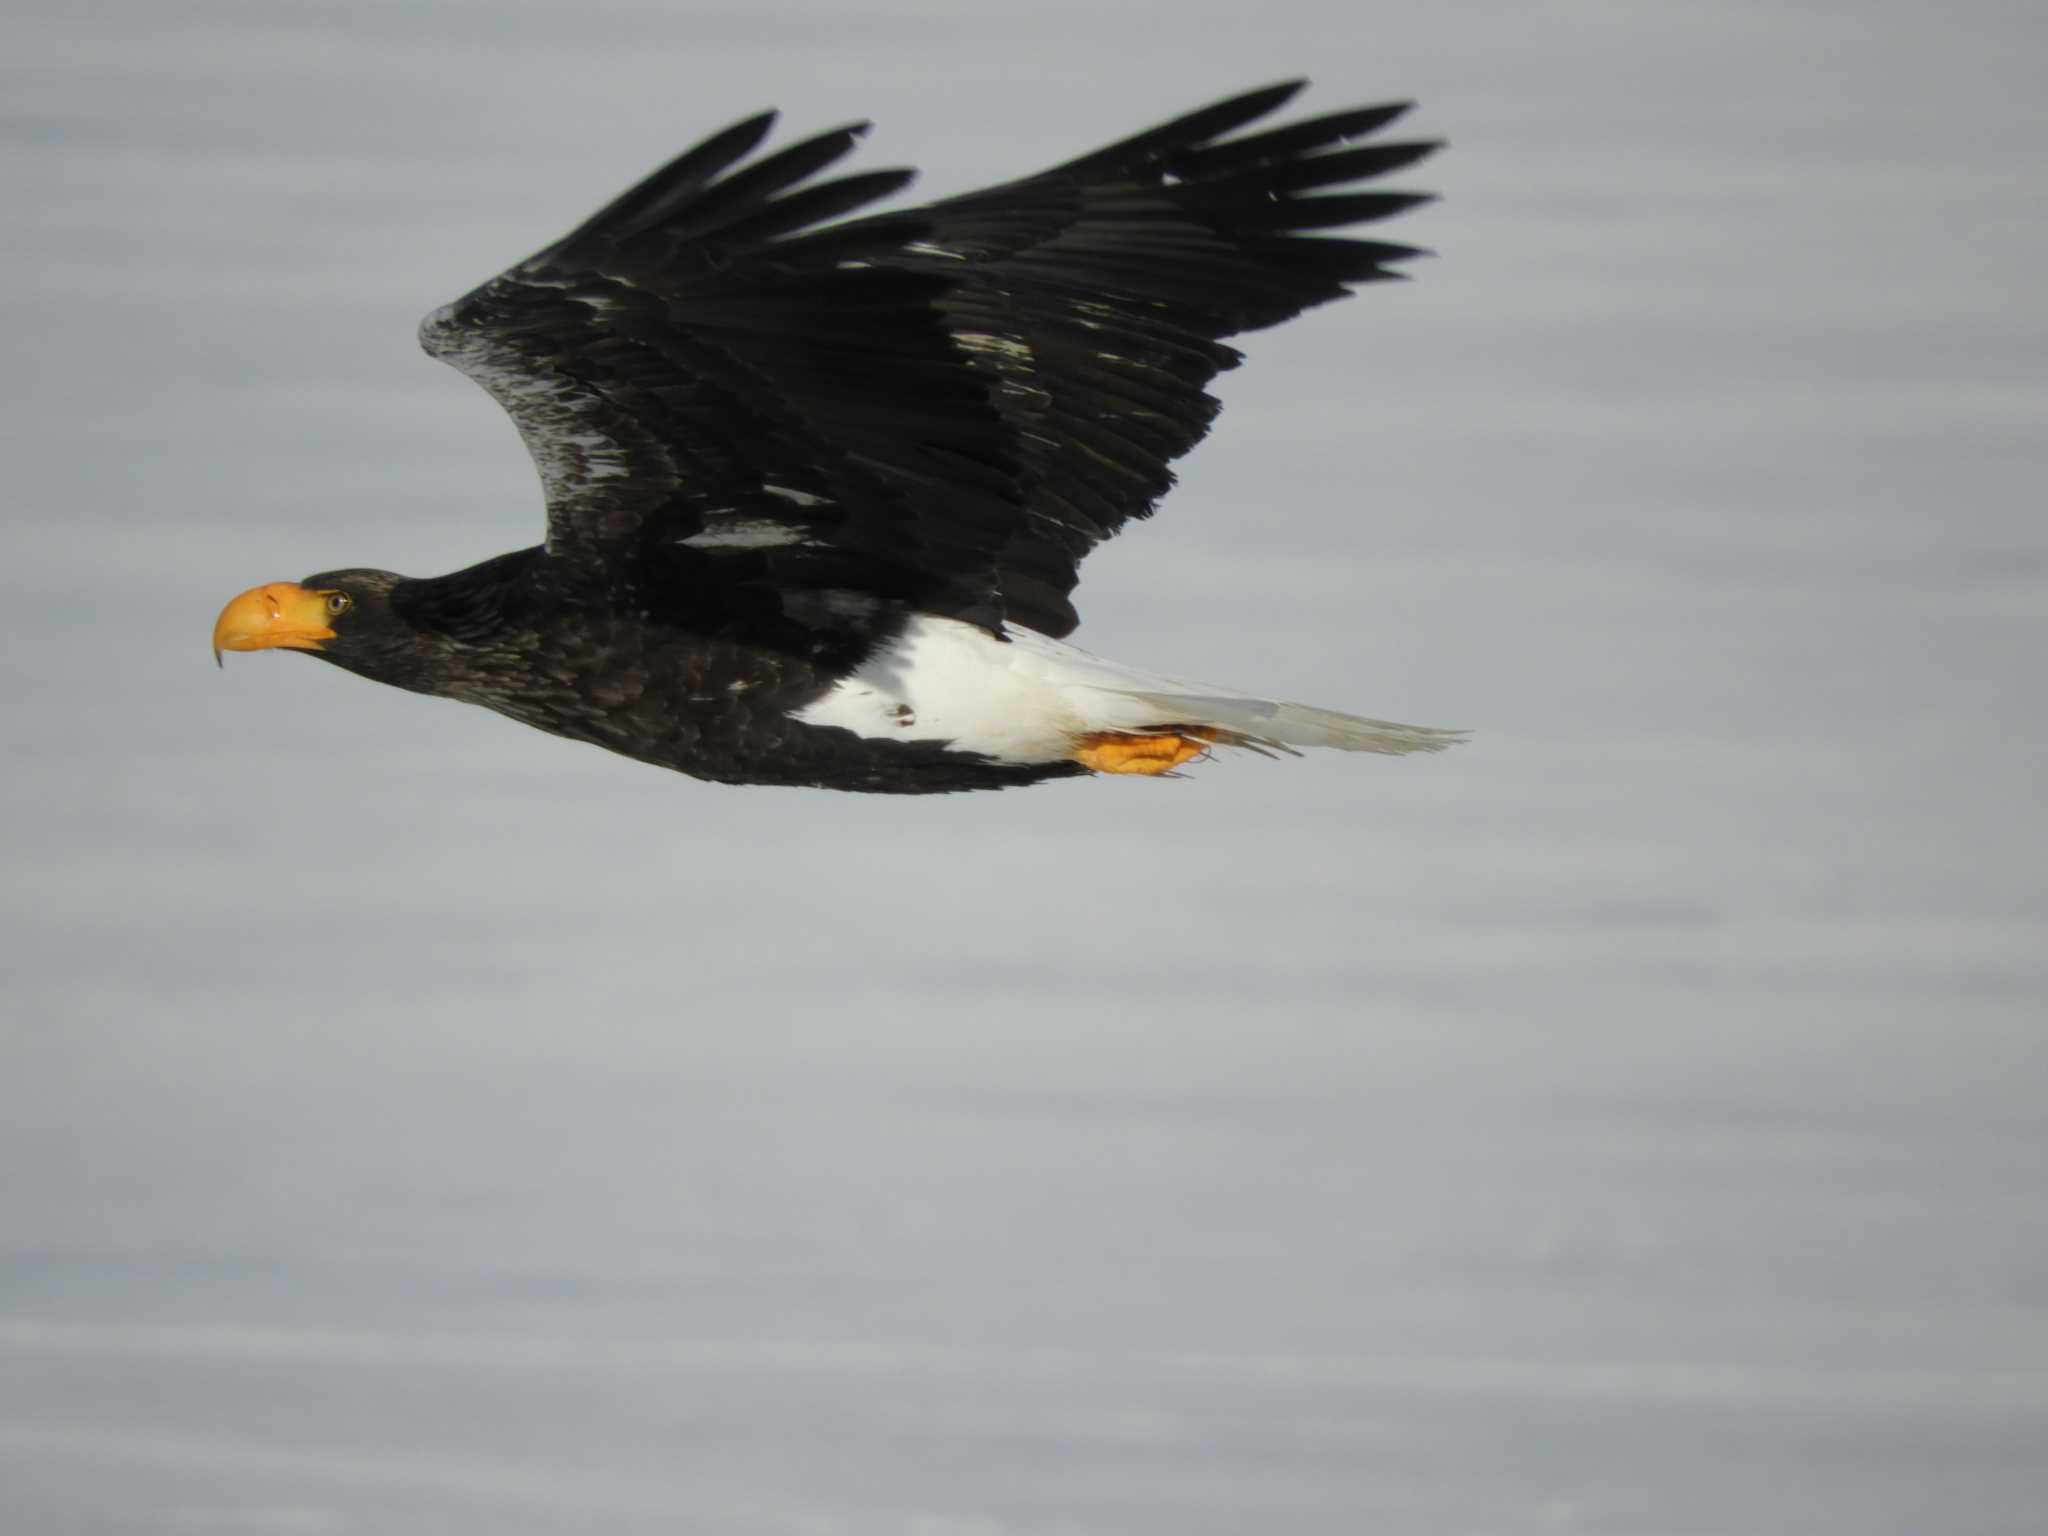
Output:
(4, 1), (2044, 1532)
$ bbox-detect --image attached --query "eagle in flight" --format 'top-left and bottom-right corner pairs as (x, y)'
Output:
(214, 81), (1463, 793)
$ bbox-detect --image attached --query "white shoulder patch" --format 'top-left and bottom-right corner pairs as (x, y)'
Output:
(760, 484), (833, 508)
(423, 315), (637, 501)
(681, 519), (809, 551)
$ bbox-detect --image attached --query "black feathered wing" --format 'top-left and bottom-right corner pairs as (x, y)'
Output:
(419, 82), (1436, 634)
(419, 115), (1024, 622)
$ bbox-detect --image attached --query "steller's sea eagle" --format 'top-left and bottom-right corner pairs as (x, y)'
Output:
(213, 81), (1464, 793)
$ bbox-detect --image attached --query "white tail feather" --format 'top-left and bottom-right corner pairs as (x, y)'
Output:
(998, 626), (1465, 759)
(1110, 689), (1467, 756)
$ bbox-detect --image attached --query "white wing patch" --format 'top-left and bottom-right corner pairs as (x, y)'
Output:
(680, 519), (810, 551)
(760, 484), (833, 508)
(420, 304), (640, 509)
(954, 330), (1034, 364)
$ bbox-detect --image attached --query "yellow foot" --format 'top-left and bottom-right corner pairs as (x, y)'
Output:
(1070, 728), (1216, 775)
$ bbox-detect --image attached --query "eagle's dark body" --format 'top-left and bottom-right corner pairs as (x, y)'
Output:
(216, 84), (1462, 792)
(320, 551), (1082, 792)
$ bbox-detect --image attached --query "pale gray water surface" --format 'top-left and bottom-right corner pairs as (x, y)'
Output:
(3, 2), (2046, 1532)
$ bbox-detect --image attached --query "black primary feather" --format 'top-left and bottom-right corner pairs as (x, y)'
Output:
(418, 80), (1439, 636)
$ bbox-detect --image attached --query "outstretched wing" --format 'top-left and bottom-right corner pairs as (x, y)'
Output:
(420, 115), (1023, 622)
(877, 81), (1437, 632)
(420, 82), (1436, 633)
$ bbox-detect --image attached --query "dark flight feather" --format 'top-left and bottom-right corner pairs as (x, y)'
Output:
(418, 80), (1439, 636)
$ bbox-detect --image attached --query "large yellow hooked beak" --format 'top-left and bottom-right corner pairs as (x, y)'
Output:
(212, 583), (339, 666)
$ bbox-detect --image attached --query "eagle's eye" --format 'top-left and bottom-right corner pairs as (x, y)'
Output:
(325, 592), (353, 617)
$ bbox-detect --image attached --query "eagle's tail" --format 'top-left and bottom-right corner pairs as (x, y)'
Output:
(1106, 690), (1466, 758)
(998, 626), (1467, 774)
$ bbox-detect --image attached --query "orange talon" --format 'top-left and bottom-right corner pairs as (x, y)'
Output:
(1070, 728), (1216, 775)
